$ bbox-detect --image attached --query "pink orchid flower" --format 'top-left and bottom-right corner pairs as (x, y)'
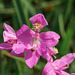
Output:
(42, 53), (75, 75)
(16, 23), (60, 68)
(0, 23), (25, 57)
(29, 14), (48, 32)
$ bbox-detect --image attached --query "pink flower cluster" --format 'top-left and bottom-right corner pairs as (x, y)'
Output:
(0, 14), (75, 75)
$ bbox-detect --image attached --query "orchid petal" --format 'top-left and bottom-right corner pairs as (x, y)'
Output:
(10, 50), (24, 58)
(42, 62), (55, 75)
(4, 23), (15, 35)
(60, 71), (70, 75)
(3, 31), (17, 42)
(47, 70), (56, 75)
(60, 53), (75, 64)
(37, 43), (47, 56)
(38, 46), (53, 62)
(16, 25), (35, 48)
(29, 14), (48, 27)
(25, 50), (40, 68)
(12, 43), (25, 54)
(40, 31), (60, 47)
(0, 43), (12, 50)
(42, 52), (53, 62)
(55, 70), (70, 75)
(55, 71), (61, 75)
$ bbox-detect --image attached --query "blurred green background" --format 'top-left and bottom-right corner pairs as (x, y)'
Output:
(0, 0), (75, 75)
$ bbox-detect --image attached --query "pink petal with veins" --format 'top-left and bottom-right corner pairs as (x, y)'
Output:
(29, 14), (48, 27)
(25, 50), (40, 68)
(0, 43), (12, 50)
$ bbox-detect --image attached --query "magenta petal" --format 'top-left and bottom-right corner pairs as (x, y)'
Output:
(42, 52), (53, 62)
(53, 53), (75, 70)
(60, 71), (70, 75)
(55, 70), (70, 75)
(16, 25), (35, 48)
(37, 44), (53, 62)
(29, 14), (48, 27)
(37, 43), (47, 56)
(60, 53), (75, 64)
(55, 71), (61, 75)
(42, 62), (55, 75)
(3, 31), (17, 42)
(46, 70), (56, 75)
(3, 23), (16, 42)
(10, 50), (24, 58)
(12, 43), (25, 54)
(0, 43), (12, 50)
(4, 23), (15, 35)
(40, 31), (60, 47)
(25, 50), (40, 68)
